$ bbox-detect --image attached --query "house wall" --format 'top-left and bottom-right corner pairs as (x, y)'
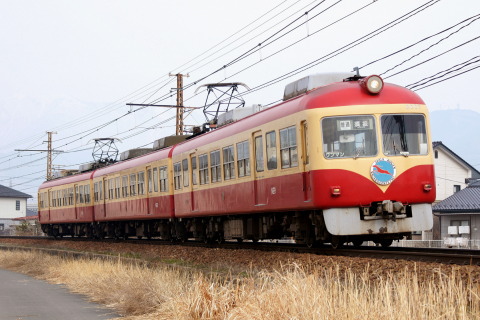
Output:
(0, 198), (27, 219)
(439, 214), (480, 240)
(434, 148), (470, 201)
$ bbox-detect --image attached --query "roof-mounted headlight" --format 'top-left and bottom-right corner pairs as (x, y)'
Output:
(360, 75), (384, 94)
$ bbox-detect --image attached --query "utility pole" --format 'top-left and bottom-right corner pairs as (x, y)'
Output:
(15, 131), (62, 181)
(169, 73), (189, 135)
(46, 131), (56, 180)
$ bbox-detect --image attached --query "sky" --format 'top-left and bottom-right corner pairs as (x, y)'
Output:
(0, 0), (479, 204)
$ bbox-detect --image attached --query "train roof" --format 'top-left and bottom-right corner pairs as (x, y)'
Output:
(173, 79), (425, 155)
(39, 170), (95, 189)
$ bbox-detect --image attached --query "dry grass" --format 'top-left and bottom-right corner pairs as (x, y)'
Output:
(0, 250), (479, 320)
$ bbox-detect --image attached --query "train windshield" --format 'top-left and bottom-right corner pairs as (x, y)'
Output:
(381, 114), (428, 156)
(322, 115), (377, 159)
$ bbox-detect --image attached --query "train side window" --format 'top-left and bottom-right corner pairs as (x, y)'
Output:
(75, 186), (79, 203)
(266, 131), (277, 170)
(69, 188), (74, 205)
(79, 186), (85, 204)
(94, 183), (98, 202)
(210, 150), (221, 183)
(182, 159), (189, 187)
(138, 171), (145, 195)
(191, 157), (198, 185)
(122, 175), (129, 197)
(199, 154), (209, 185)
(130, 174), (137, 196)
(280, 126), (298, 168)
(115, 177), (121, 198)
(223, 145), (235, 180)
(63, 189), (67, 206)
(99, 181), (103, 200)
(85, 185), (90, 203)
(237, 140), (250, 177)
(255, 136), (264, 172)
(160, 166), (168, 192)
(174, 162), (182, 190)
(153, 168), (159, 192)
(148, 169), (153, 193)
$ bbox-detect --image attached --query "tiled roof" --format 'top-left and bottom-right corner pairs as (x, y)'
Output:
(0, 185), (32, 199)
(433, 180), (480, 213)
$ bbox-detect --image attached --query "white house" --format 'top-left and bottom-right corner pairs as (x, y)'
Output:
(430, 142), (480, 240)
(0, 184), (32, 233)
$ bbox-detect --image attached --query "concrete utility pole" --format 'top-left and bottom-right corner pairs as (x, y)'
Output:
(45, 131), (56, 180)
(170, 73), (189, 135)
(15, 131), (61, 181)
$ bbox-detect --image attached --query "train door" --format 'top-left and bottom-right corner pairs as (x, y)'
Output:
(190, 154), (198, 212)
(74, 184), (79, 220)
(146, 166), (152, 215)
(101, 177), (107, 218)
(253, 131), (267, 206)
(301, 121), (311, 202)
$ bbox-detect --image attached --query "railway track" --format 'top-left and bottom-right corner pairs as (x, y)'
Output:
(1, 235), (480, 266)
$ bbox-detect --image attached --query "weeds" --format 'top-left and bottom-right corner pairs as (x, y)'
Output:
(0, 250), (478, 320)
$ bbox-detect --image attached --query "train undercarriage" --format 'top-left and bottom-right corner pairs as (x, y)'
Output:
(41, 208), (412, 248)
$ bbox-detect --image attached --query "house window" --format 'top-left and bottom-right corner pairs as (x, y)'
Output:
(454, 185), (461, 193)
(15, 200), (20, 211)
(434, 150), (438, 159)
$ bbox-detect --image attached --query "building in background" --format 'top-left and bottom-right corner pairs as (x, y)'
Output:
(0, 184), (32, 234)
(430, 142), (480, 242)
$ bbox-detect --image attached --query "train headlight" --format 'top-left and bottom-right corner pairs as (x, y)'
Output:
(360, 75), (384, 95)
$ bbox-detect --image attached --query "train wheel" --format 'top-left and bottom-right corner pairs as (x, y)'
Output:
(352, 240), (364, 248)
(331, 236), (343, 249)
(380, 239), (393, 248)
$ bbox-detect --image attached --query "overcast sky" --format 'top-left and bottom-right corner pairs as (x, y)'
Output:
(0, 0), (479, 201)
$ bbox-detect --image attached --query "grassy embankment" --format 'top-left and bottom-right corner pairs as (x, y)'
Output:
(0, 250), (479, 319)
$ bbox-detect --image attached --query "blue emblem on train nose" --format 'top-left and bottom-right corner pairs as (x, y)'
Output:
(370, 158), (396, 185)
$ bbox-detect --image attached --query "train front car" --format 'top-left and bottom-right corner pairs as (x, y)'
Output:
(303, 74), (435, 247)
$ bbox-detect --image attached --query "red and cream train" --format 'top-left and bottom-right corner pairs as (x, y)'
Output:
(38, 73), (436, 247)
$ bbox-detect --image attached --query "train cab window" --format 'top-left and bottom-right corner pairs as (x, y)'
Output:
(255, 136), (264, 172)
(130, 174), (137, 196)
(266, 131), (277, 170)
(138, 172), (145, 195)
(153, 168), (159, 192)
(210, 150), (221, 183)
(237, 141), (250, 177)
(381, 114), (427, 156)
(191, 157), (198, 185)
(223, 146), (235, 180)
(122, 176), (129, 197)
(160, 166), (168, 192)
(182, 159), (189, 187)
(174, 162), (182, 190)
(199, 154), (209, 185)
(280, 126), (298, 168)
(322, 116), (377, 159)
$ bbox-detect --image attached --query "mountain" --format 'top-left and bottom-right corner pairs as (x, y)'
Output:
(430, 109), (480, 171)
